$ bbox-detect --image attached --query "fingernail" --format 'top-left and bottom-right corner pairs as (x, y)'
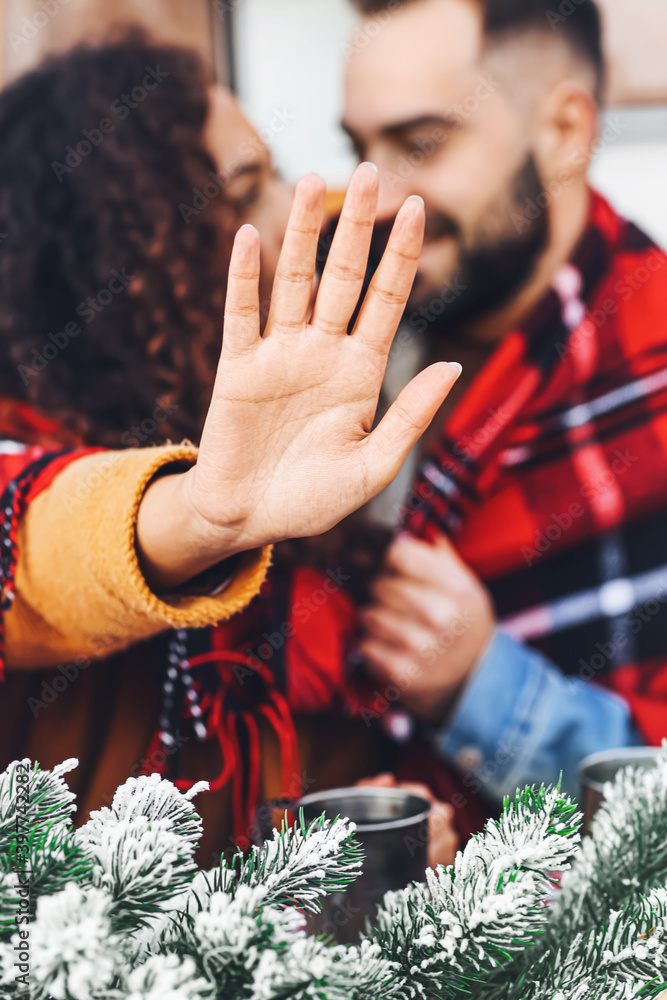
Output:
(406, 194), (425, 207)
(360, 161), (378, 173)
(447, 361), (463, 377)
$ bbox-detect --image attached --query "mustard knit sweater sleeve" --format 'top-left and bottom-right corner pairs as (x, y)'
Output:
(5, 445), (272, 669)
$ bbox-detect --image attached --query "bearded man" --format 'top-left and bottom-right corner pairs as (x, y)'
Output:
(341, 0), (667, 805)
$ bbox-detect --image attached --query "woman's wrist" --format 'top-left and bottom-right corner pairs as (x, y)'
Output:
(135, 468), (253, 593)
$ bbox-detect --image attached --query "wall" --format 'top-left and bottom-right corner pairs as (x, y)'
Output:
(1, 0), (222, 83)
(1, 0), (665, 247)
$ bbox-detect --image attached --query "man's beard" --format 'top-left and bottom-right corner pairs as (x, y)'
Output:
(370, 154), (550, 332)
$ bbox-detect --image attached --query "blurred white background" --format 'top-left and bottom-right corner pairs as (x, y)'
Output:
(235, 0), (667, 247)
(3, 0), (665, 245)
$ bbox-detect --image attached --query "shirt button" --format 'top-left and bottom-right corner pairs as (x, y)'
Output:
(456, 746), (483, 772)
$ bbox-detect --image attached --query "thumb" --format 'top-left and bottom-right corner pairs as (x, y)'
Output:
(364, 362), (461, 495)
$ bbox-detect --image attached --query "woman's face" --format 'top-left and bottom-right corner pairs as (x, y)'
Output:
(204, 86), (293, 325)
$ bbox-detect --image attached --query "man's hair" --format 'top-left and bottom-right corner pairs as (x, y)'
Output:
(351, 0), (605, 103)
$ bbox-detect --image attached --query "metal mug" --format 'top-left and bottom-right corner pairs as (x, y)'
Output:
(297, 786), (432, 943)
(578, 747), (662, 834)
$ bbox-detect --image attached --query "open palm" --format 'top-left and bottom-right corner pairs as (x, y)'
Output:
(187, 164), (460, 555)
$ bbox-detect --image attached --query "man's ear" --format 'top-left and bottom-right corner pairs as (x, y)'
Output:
(533, 80), (599, 183)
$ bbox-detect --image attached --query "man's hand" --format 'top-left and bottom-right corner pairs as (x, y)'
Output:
(138, 164), (461, 590)
(357, 773), (459, 870)
(359, 534), (495, 723)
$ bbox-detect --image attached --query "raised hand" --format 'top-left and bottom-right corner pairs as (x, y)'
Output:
(138, 164), (461, 589)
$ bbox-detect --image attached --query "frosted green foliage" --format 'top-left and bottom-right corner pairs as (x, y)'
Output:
(121, 955), (213, 999)
(249, 935), (401, 1000)
(2, 754), (667, 999)
(0, 758), (77, 843)
(0, 868), (16, 932)
(190, 811), (363, 915)
(367, 784), (581, 998)
(2, 821), (91, 920)
(553, 744), (667, 936)
(77, 773), (210, 925)
(493, 889), (667, 1000)
(0, 759), (89, 937)
(28, 883), (120, 999)
(484, 746), (667, 1000)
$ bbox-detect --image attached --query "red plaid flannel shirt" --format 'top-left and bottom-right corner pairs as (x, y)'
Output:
(404, 190), (667, 745)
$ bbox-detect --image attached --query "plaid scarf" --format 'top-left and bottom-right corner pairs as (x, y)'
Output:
(404, 190), (667, 745)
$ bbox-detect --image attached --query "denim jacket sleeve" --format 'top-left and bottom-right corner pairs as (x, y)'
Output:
(433, 629), (643, 802)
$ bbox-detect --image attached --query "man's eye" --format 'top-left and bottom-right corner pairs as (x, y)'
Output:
(405, 138), (439, 157)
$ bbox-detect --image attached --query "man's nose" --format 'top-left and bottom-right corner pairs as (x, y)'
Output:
(374, 169), (417, 226)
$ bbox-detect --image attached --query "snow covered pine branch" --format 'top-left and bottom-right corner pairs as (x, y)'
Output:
(2, 750), (667, 998)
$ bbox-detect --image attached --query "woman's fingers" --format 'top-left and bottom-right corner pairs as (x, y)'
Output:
(363, 362), (462, 494)
(265, 174), (326, 337)
(352, 194), (425, 352)
(310, 162), (378, 336)
(222, 224), (261, 356)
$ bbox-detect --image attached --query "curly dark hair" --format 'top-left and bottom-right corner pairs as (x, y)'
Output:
(0, 34), (231, 447)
